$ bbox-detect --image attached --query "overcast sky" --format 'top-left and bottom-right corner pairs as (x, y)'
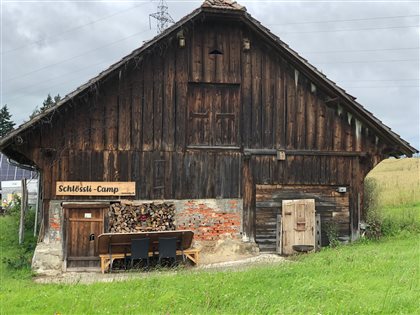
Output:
(1, 0), (419, 150)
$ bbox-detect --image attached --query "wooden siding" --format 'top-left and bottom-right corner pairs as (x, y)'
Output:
(14, 19), (385, 238)
(256, 185), (350, 251)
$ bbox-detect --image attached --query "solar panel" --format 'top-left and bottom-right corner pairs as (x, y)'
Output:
(0, 154), (38, 181)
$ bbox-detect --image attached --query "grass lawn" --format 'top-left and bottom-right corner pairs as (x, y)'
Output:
(1, 214), (419, 314)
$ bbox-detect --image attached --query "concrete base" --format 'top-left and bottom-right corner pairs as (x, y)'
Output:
(198, 237), (260, 264)
(31, 242), (63, 276)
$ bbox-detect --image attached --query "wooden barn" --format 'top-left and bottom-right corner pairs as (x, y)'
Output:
(0, 0), (416, 271)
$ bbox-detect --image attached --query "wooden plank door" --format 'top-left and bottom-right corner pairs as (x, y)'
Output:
(281, 199), (315, 255)
(66, 207), (105, 268)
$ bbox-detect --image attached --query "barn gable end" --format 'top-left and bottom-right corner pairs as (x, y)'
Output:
(0, 0), (417, 272)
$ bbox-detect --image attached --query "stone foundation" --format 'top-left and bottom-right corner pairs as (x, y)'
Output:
(31, 242), (63, 276)
(32, 198), (258, 274)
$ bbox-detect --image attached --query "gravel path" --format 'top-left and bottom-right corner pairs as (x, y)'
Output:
(34, 254), (287, 284)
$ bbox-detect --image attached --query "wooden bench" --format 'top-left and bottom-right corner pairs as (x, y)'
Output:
(99, 248), (200, 273)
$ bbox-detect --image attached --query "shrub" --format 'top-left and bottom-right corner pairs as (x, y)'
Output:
(363, 178), (383, 239)
(323, 221), (340, 248)
(5, 194), (22, 216)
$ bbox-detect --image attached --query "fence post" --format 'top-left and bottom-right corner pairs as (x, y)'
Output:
(18, 179), (27, 244)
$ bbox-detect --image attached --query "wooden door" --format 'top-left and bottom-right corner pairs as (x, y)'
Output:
(65, 207), (105, 268)
(281, 199), (315, 255)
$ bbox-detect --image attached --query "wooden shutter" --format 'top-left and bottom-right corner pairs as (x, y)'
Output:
(187, 83), (239, 147)
(188, 86), (211, 145)
(214, 86), (239, 146)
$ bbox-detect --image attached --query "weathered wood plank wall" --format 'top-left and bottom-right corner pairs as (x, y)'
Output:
(15, 19), (386, 237)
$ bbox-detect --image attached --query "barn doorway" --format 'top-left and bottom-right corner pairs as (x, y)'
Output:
(280, 199), (316, 255)
(63, 203), (107, 268)
(256, 185), (350, 252)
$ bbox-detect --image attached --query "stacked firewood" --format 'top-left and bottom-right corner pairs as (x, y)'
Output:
(108, 201), (176, 233)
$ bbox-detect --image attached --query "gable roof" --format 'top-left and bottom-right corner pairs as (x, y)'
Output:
(1, 0), (417, 157)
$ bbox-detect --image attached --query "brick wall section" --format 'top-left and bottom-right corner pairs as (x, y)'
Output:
(173, 199), (243, 241)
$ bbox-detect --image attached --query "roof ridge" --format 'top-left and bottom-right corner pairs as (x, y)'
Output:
(201, 0), (246, 11)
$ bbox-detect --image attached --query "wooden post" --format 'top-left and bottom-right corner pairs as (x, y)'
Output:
(19, 179), (27, 245)
(242, 155), (256, 242)
(33, 176), (41, 237)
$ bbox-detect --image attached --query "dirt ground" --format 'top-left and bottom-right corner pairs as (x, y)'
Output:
(34, 253), (287, 284)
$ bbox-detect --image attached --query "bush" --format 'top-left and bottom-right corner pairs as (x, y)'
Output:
(24, 207), (36, 231)
(363, 178), (383, 239)
(5, 194), (21, 216)
(323, 221), (340, 248)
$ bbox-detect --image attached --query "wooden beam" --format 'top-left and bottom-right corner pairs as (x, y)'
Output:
(62, 202), (110, 209)
(244, 148), (367, 157)
(242, 156), (256, 242)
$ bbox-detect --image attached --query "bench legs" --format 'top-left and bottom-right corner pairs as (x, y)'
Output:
(100, 249), (200, 273)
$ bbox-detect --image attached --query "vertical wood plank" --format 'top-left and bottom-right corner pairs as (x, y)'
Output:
(118, 75), (131, 151)
(262, 53), (273, 148)
(163, 48), (175, 151)
(286, 69), (297, 149)
(242, 156), (256, 242)
(203, 25), (216, 83)
(241, 34), (252, 148)
(154, 54), (164, 151)
(143, 57), (154, 151)
(105, 83), (118, 150)
(131, 66), (143, 151)
(316, 98), (326, 150)
(91, 94), (104, 151)
(229, 25), (241, 83)
(190, 26), (202, 82)
(251, 45), (262, 148)
(175, 42), (188, 151)
(296, 81), (306, 149)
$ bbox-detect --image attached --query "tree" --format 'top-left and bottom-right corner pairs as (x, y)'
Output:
(0, 105), (15, 137)
(29, 93), (62, 119)
(39, 93), (61, 112)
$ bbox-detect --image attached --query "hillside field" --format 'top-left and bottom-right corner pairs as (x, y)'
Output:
(366, 158), (420, 232)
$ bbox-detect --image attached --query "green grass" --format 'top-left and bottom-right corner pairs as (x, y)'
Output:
(1, 215), (419, 314)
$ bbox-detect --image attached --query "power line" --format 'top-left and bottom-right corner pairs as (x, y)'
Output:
(345, 86), (419, 88)
(5, 60), (111, 104)
(6, 28), (152, 82)
(267, 14), (419, 26)
(2, 3), (149, 55)
(302, 47), (419, 54)
(340, 79), (419, 82)
(281, 24), (419, 34)
(315, 58), (418, 64)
